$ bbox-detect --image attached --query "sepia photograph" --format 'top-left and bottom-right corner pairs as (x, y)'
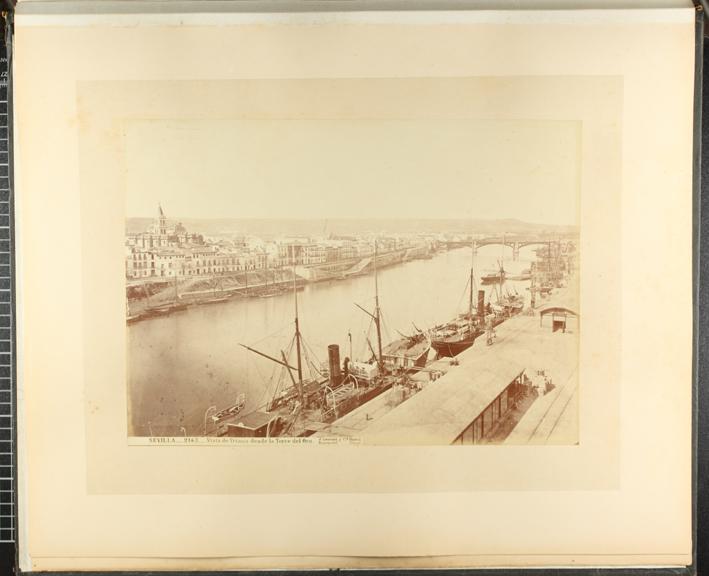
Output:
(124, 113), (580, 445)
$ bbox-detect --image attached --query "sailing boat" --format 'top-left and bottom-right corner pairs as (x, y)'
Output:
(481, 232), (510, 285)
(492, 257), (524, 317)
(126, 299), (144, 324)
(429, 242), (486, 358)
(145, 274), (189, 316)
(234, 264), (398, 437)
(201, 277), (231, 305)
(481, 259), (506, 285)
(237, 268), (328, 437)
(255, 266), (303, 298)
(356, 240), (431, 372)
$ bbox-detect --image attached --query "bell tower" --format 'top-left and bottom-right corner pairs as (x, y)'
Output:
(158, 203), (167, 236)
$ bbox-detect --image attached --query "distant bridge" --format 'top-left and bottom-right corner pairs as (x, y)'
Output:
(445, 234), (577, 261)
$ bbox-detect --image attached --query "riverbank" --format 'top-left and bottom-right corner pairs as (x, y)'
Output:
(126, 245), (442, 319)
(127, 268), (305, 316)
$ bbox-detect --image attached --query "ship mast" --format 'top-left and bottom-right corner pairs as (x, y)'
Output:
(354, 238), (384, 370)
(293, 263), (304, 401)
(239, 343), (298, 371)
(239, 262), (305, 407)
(373, 239), (383, 367)
(498, 232), (506, 302)
(469, 239), (475, 328)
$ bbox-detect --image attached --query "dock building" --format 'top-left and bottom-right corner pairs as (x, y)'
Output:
(316, 285), (579, 445)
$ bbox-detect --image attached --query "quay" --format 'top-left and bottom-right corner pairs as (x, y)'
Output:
(315, 278), (579, 445)
(126, 204), (578, 323)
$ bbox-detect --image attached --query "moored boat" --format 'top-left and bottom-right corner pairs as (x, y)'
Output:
(201, 295), (231, 305)
(430, 314), (484, 358)
(430, 242), (486, 358)
(493, 291), (524, 316)
(231, 259), (406, 439)
(381, 331), (431, 370)
(210, 393), (247, 426)
(129, 276), (189, 323)
(254, 283), (304, 298)
(355, 240), (431, 372)
(143, 301), (189, 318)
(481, 261), (506, 285)
(126, 300), (145, 324)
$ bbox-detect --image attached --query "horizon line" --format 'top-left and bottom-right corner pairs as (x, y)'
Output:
(126, 215), (578, 226)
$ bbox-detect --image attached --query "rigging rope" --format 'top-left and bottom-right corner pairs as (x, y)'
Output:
(300, 336), (325, 379)
(250, 352), (279, 410)
(246, 321), (292, 347)
(455, 276), (471, 315)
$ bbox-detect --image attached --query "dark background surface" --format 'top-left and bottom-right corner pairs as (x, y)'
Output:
(0, 9), (706, 576)
(694, 31), (708, 576)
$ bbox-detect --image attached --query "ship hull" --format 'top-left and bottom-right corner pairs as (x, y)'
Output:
(431, 335), (479, 358)
(201, 296), (231, 305)
(481, 275), (504, 285)
(142, 302), (188, 318)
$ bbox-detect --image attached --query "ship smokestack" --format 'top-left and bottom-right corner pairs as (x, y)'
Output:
(328, 344), (342, 386)
(477, 290), (486, 317)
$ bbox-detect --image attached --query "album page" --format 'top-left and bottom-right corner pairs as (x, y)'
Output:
(14, 6), (695, 570)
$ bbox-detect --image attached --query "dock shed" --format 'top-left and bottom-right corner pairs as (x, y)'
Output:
(452, 367), (527, 445)
(360, 358), (526, 445)
(539, 306), (578, 333)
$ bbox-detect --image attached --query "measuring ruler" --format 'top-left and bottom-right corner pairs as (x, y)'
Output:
(0, 10), (16, 567)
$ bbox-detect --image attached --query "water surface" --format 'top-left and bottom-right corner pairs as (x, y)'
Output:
(127, 245), (536, 436)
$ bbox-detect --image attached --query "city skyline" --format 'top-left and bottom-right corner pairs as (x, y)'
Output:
(125, 214), (578, 238)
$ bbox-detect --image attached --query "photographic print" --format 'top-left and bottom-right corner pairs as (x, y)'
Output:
(124, 95), (580, 446)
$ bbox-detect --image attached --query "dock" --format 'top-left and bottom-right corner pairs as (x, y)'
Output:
(316, 277), (579, 445)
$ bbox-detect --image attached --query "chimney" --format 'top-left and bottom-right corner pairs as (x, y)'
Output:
(328, 344), (342, 386)
(477, 290), (486, 317)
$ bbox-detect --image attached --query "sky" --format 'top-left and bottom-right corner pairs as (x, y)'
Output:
(125, 117), (579, 226)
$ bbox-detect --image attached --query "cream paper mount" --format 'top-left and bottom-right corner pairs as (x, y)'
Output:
(15, 8), (694, 569)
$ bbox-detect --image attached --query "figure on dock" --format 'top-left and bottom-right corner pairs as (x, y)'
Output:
(485, 317), (497, 346)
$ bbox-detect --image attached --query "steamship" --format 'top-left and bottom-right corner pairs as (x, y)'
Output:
(221, 245), (415, 439)
(430, 307), (486, 358)
(355, 240), (431, 371)
(230, 338), (402, 438)
(481, 261), (505, 285)
(430, 245), (487, 358)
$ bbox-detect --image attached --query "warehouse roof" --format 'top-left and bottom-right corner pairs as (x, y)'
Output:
(360, 355), (525, 445)
(539, 306), (578, 317)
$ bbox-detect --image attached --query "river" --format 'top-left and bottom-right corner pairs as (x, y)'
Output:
(127, 245), (538, 436)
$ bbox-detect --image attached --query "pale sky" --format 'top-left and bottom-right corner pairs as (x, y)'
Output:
(125, 118), (579, 226)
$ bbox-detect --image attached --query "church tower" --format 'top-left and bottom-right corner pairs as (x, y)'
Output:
(158, 203), (167, 236)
